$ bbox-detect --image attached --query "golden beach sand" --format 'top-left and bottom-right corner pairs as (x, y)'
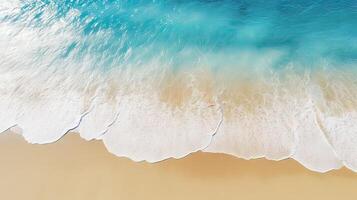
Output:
(0, 131), (356, 200)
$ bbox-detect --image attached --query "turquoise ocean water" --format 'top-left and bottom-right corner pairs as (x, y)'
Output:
(1, 0), (357, 172)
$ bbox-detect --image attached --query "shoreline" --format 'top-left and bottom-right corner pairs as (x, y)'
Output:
(1, 131), (357, 200)
(1, 128), (354, 173)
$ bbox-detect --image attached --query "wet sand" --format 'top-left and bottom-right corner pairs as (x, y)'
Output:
(0, 131), (357, 200)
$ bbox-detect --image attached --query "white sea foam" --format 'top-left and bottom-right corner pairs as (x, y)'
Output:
(102, 92), (221, 162)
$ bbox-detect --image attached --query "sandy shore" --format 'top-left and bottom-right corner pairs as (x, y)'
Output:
(0, 131), (356, 200)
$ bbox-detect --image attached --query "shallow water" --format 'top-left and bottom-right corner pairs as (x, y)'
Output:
(1, 0), (357, 172)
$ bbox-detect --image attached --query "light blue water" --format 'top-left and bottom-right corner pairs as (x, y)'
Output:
(2, 0), (357, 72)
(2, 1), (357, 173)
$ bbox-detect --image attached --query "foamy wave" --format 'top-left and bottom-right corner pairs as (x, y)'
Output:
(2, 56), (357, 172)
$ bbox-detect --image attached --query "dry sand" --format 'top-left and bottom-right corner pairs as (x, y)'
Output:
(0, 131), (356, 200)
